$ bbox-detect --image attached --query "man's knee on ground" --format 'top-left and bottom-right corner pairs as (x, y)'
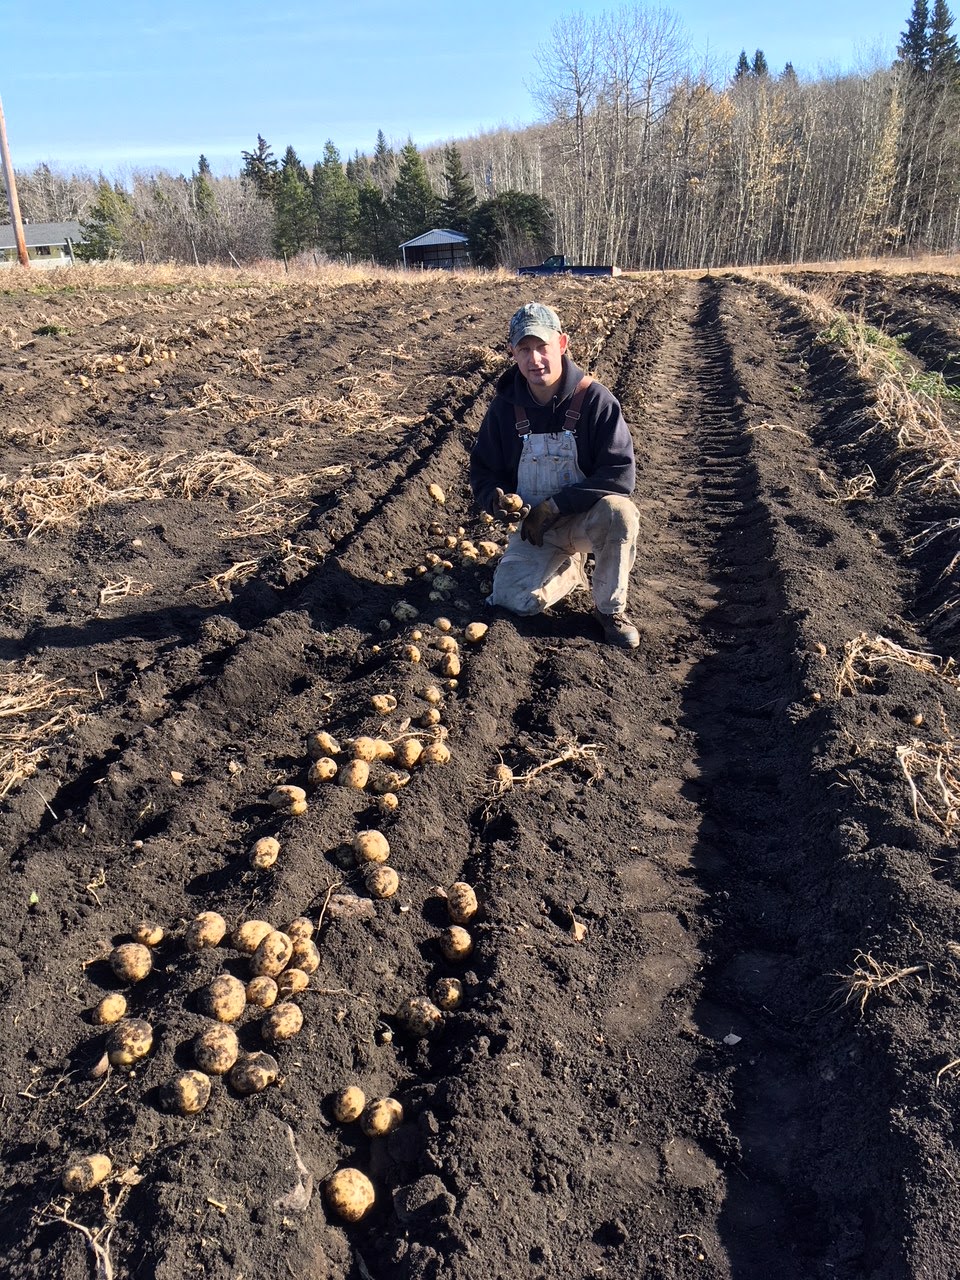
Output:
(594, 495), (641, 540)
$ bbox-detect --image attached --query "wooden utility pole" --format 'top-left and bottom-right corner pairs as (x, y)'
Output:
(0, 92), (29, 268)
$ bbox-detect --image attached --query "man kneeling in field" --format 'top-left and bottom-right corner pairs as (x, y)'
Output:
(469, 302), (641, 649)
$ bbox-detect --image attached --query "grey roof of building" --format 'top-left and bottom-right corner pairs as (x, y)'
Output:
(398, 228), (469, 249)
(0, 221), (82, 249)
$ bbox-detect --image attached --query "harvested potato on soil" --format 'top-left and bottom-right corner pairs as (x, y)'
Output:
(289, 937), (321, 973)
(262, 1001), (304, 1042)
(418, 707), (441, 728)
(353, 830), (390, 864)
(62, 1154), (112, 1193)
(164, 1070), (212, 1115)
(393, 737), (423, 769)
(371, 693), (398, 714)
(332, 1085), (366, 1123)
(396, 995), (443, 1036)
(232, 919), (274, 953)
(277, 968), (309, 996)
(246, 975), (279, 1008)
(478, 540), (501, 558)
(421, 685), (443, 705)
(464, 622), (489, 643)
(250, 836), (280, 870)
(250, 930), (293, 977)
(382, 769), (411, 791)
(307, 730), (341, 759)
(421, 741), (451, 766)
(308, 757), (338, 784)
(269, 785), (307, 814)
(109, 942), (152, 983)
(447, 882), (479, 924)
(194, 1024), (239, 1075)
(428, 483), (446, 504)
(339, 759), (370, 791)
(440, 925), (474, 962)
(360, 1097), (404, 1137)
(325, 1168), (375, 1222)
(377, 792), (399, 813)
(229, 1051), (280, 1095)
(132, 921), (164, 947)
(92, 993), (127, 1025)
(364, 864), (399, 898)
(436, 635), (459, 654)
(200, 973), (247, 1022)
(433, 977), (464, 1010)
(434, 616), (452, 632)
(106, 1018), (153, 1067)
(185, 911), (227, 952)
(491, 763), (514, 786)
(285, 916), (314, 941)
(440, 653), (461, 677)
(351, 736), (394, 762)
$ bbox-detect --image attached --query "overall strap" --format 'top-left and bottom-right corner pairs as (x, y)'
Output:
(514, 375), (594, 437)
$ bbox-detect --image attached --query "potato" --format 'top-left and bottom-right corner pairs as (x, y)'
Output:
(246, 975), (279, 1008)
(164, 1069), (212, 1115)
(277, 968), (309, 996)
(447, 882), (479, 925)
(62, 1154), (112, 1193)
(464, 622), (489, 643)
(229, 1051), (280, 1095)
(250, 930), (293, 977)
(232, 919), (274, 953)
(325, 1167), (375, 1222)
(501, 492), (524, 513)
(436, 635), (459, 654)
(478, 540), (501, 559)
(360, 1096), (403, 1137)
(307, 756), (338, 785)
(269, 785), (307, 813)
(307, 730), (341, 759)
(339, 759), (370, 791)
(332, 1085), (366, 1123)
(132, 921), (164, 947)
(440, 925), (473, 962)
(109, 942), (152, 983)
(428, 482), (446, 504)
(434, 616), (452, 632)
(262, 1001), (303, 1042)
(492, 763), (514, 787)
(201, 973), (247, 1022)
(443, 534), (458, 549)
(421, 685), (443, 705)
(427, 522), (445, 537)
(184, 911), (227, 952)
(440, 653), (461, 678)
(106, 1018), (153, 1066)
(371, 693), (397, 715)
(393, 737), (423, 769)
(396, 995), (443, 1036)
(364, 864), (399, 899)
(382, 769), (411, 791)
(289, 937), (321, 974)
(351, 736), (394, 762)
(433, 977), (464, 1010)
(410, 629), (423, 641)
(285, 916), (314, 941)
(402, 644), (422, 663)
(377, 792), (399, 814)
(92, 993), (127, 1025)
(353, 830), (390, 864)
(421, 741), (451, 766)
(194, 1024), (239, 1075)
(425, 551), (441, 566)
(418, 707), (441, 728)
(250, 836), (280, 870)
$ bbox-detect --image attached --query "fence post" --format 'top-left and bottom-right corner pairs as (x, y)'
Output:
(65, 238), (75, 266)
(228, 251), (242, 269)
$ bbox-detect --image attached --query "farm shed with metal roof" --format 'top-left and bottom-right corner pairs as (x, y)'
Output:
(0, 220), (81, 268)
(398, 228), (470, 269)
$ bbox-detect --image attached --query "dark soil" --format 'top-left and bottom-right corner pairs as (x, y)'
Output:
(2, 268), (960, 1280)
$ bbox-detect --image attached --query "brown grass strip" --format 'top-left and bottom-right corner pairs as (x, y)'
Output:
(896, 739), (960, 832)
(835, 632), (959, 698)
(0, 670), (86, 797)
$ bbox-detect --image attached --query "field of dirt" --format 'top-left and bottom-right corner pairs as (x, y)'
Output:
(1, 263), (960, 1280)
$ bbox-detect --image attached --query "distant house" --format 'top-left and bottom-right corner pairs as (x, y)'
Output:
(398, 229), (470, 270)
(0, 221), (82, 269)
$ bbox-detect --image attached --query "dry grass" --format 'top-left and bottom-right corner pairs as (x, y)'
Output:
(836, 950), (928, 1015)
(819, 466), (878, 503)
(98, 577), (154, 606)
(896, 738), (960, 832)
(835, 633), (959, 698)
(0, 669), (86, 798)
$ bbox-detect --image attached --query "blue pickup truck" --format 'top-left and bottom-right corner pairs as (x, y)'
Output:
(517, 254), (622, 278)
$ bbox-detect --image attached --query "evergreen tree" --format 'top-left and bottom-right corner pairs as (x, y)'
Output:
(371, 130), (396, 194)
(734, 50), (751, 80)
(752, 49), (770, 77)
(356, 181), (397, 262)
(281, 145), (310, 186)
(928, 0), (960, 80)
(390, 140), (440, 239)
(192, 155), (216, 220)
(440, 145), (476, 231)
(76, 178), (135, 259)
(899, 0), (930, 71)
(272, 165), (313, 258)
(468, 191), (553, 268)
(241, 135), (279, 198)
(346, 151), (371, 187)
(782, 62), (798, 84)
(312, 141), (359, 256)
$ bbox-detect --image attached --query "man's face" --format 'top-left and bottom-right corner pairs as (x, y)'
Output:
(510, 331), (568, 402)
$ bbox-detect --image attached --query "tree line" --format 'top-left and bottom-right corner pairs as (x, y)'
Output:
(5, 0), (959, 270)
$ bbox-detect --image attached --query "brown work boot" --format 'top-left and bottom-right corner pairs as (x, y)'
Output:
(592, 608), (640, 649)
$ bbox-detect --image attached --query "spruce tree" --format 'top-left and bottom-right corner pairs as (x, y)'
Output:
(927, 0), (960, 80)
(272, 165), (313, 258)
(390, 140), (440, 239)
(467, 192), (552, 268)
(312, 141), (359, 256)
(752, 49), (770, 77)
(440, 145), (476, 232)
(899, 0), (930, 71)
(356, 181), (397, 262)
(241, 135), (279, 198)
(782, 62), (799, 84)
(77, 179), (135, 260)
(734, 50), (751, 80)
(371, 130), (396, 195)
(192, 155), (216, 220)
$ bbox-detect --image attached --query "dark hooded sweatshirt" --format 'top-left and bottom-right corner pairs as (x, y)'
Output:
(469, 356), (636, 517)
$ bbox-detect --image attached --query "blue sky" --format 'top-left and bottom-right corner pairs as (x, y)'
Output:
(5, 0), (909, 177)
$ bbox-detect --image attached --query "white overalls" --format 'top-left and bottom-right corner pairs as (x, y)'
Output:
(487, 378), (640, 617)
